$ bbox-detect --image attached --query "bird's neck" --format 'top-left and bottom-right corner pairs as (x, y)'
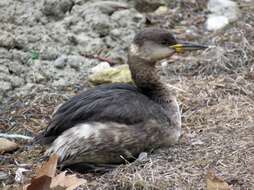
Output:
(128, 55), (173, 104)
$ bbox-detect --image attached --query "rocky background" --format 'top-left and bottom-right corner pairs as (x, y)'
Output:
(1, 0), (254, 189)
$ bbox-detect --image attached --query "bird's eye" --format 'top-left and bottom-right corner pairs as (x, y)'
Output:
(161, 40), (170, 45)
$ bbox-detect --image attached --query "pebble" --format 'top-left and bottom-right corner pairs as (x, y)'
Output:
(54, 55), (67, 69)
(0, 171), (8, 181)
(90, 62), (111, 74)
(0, 81), (12, 92)
(206, 0), (239, 31)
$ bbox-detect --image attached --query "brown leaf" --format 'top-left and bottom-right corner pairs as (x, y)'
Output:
(35, 154), (59, 178)
(206, 169), (231, 190)
(23, 154), (86, 190)
(0, 138), (18, 153)
(51, 171), (86, 190)
(26, 176), (51, 190)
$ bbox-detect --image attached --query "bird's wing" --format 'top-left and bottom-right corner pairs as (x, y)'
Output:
(43, 83), (168, 139)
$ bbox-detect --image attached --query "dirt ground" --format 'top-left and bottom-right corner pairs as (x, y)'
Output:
(1, 0), (254, 189)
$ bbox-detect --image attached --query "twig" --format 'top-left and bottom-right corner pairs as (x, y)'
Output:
(80, 53), (117, 66)
(166, 84), (187, 93)
(0, 133), (33, 140)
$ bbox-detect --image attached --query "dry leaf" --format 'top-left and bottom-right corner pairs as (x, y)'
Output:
(24, 154), (86, 190)
(0, 138), (18, 153)
(207, 169), (231, 190)
(51, 171), (87, 190)
(27, 176), (51, 190)
(35, 154), (59, 178)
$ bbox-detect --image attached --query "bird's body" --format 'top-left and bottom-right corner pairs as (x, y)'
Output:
(37, 28), (208, 170)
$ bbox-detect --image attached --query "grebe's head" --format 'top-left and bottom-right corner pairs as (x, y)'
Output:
(129, 28), (209, 63)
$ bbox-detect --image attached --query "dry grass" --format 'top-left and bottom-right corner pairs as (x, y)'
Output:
(1, 0), (254, 189)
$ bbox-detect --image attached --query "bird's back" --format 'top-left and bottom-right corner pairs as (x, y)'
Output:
(37, 83), (170, 144)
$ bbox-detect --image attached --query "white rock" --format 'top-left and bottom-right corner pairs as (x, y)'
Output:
(206, 15), (229, 31)
(206, 0), (239, 31)
(208, 0), (238, 21)
(54, 55), (67, 69)
(90, 62), (111, 74)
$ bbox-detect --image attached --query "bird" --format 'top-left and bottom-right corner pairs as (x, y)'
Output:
(36, 28), (208, 171)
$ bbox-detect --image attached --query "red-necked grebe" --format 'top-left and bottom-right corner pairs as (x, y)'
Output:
(36, 28), (208, 171)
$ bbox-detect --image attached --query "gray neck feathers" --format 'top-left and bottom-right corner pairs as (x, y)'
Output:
(128, 53), (171, 102)
(128, 51), (181, 132)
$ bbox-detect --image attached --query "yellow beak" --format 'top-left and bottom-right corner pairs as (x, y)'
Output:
(170, 43), (209, 53)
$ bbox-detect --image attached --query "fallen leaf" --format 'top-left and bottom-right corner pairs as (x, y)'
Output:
(0, 138), (18, 153)
(51, 171), (87, 190)
(35, 154), (58, 178)
(23, 154), (86, 190)
(207, 169), (231, 190)
(27, 176), (51, 190)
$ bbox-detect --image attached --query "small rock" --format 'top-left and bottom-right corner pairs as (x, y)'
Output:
(8, 61), (26, 75)
(54, 55), (67, 69)
(86, 1), (129, 15)
(154, 6), (168, 15)
(206, 15), (229, 31)
(0, 30), (16, 49)
(206, 0), (239, 31)
(42, 0), (74, 19)
(67, 55), (83, 70)
(0, 65), (9, 73)
(34, 73), (45, 83)
(52, 78), (69, 87)
(137, 152), (148, 162)
(88, 64), (133, 86)
(10, 76), (25, 88)
(0, 171), (8, 181)
(0, 81), (12, 92)
(0, 138), (18, 153)
(90, 62), (111, 74)
(134, 0), (165, 13)
(208, 0), (238, 21)
(40, 46), (60, 60)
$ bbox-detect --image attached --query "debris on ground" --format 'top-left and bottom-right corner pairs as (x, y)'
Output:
(88, 64), (133, 86)
(0, 138), (18, 153)
(23, 154), (86, 190)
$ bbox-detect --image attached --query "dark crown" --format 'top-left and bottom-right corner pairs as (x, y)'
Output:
(133, 28), (177, 46)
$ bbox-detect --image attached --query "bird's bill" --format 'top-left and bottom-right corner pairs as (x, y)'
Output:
(170, 43), (209, 53)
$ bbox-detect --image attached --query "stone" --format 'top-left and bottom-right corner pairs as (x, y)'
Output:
(206, 0), (239, 31)
(34, 73), (46, 83)
(67, 55), (84, 70)
(90, 62), (111, 74)
(9, 76), (25, 88)
(42, 0), (74, 19)
(40, 46), (60, 60)
(0, 65), (9, 73)
(54, 55), (67, 69)
(208, 0), (238, 21)
(0, 81), (12, 91)
(0, 172), (8, 181)
(154, 6), (168, 15)
(0, 30), (16, 49)
(0, 138), (18, 153)
(85, 1), (129, 15)
(133, 0), (166, 12)
(206, 15), (229, 31)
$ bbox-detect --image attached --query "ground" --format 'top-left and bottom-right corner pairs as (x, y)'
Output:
(0, 0), (254, 189)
